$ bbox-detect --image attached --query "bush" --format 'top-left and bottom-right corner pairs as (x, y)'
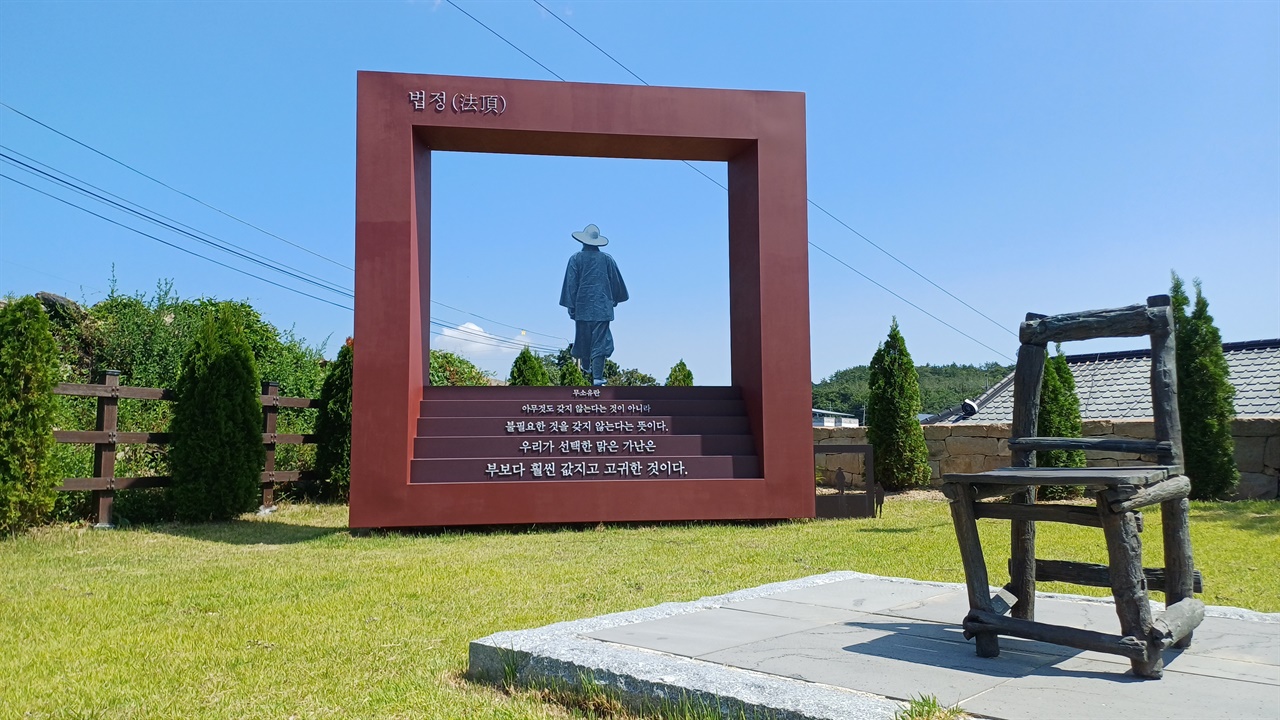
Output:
(665, 359), (694, 386)
(430, 349), (492, 387)
(1171, 274), (1238, 500)
(1037, 345), (1086, 500)
(559, 358), (588, 386)
(508, 347), (551, 386)
(169, 309), (265, 521)
(866, 319), (932, 490)
(47, 283), (326, 518)
(0, 297), (60, 532)
(313, 338), (354, 501)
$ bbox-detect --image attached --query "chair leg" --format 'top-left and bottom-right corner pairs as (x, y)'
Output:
(1162, 496), (1196, 648)
(1009, 488), (1037, 620)
(945, 481), (1000, 658)
(1098, 496), (1163, 678)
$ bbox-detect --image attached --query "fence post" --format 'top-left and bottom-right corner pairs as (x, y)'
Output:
(92, 370), (120, 529)
(261, 380), (278, 511)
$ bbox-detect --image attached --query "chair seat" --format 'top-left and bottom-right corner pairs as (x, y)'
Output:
(944, 465), (1176, 488)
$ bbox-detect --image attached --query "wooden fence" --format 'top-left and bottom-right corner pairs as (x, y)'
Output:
(54, 370), (321, 528)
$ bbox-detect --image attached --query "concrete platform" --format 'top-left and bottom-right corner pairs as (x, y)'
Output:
(469, 572), (1280, 719)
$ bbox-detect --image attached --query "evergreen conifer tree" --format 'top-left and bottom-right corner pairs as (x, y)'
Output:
(866, 319), (931, 490)
(1171, 273), (1238, 499)
(559, 358), (588, 386)
(665, 359), (694, 386)
(313, 338), (354, 501)
(0, 296), (60, 532)
(169, 309), (265, 521)
(1036, 345), (1086, 499)
(508, 346), (551, 386)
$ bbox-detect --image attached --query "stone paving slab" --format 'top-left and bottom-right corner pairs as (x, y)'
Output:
(469, 572), (1280, 720)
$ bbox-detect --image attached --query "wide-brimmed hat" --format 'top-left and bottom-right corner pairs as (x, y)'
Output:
(571, 224), (608, 247)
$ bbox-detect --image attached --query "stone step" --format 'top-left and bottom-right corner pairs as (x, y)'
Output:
(413, 433), (755, 459)
(416, 415), (752, 436)
(422, 385), (742, 400)
(410, 455), (760, 483)
(418, 398), (745, 418)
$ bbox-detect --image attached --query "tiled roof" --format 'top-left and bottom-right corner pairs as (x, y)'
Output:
(930, 339), (1280, 423)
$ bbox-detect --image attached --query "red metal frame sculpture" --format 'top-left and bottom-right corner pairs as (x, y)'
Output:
(350, 71), (811, 529)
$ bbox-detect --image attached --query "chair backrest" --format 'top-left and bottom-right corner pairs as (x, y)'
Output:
(1009, 294), (1183, 470)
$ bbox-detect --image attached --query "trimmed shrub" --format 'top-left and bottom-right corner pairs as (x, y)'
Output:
(559, 358), (588, 386)
(1171, 274), (1238, 500)
(665, 359), (694, 386)
(313, 338), (354, 501)
(1037, 346), (1086, 500)
(169, 309), (265, 521)
(0, 297), (60, 532)
(508, 346), (551, 386)
(430, 349), (492, 387)
(866, 319), (932, 490)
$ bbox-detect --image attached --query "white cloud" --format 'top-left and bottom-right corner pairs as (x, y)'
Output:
(432, 319), (522, 361)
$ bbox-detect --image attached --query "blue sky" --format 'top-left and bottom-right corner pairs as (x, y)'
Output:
(1, 1), (1276, 386)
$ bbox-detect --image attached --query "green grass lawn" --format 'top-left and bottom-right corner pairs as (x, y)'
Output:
(2, 499), (1277, 719)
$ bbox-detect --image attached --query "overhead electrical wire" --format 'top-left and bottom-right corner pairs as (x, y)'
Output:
(529, 0), (1014, 341)
(0, 101), (355, 271)
(1, 111), (573, 348)
(0, 150), (354, 299)
(0, 172), (355, 311)
(2, 166), (566, 351)
(1, 144), (347, 293)
(448, 0), (1016, 362)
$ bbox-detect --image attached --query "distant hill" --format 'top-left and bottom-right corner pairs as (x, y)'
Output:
(813, 362), (1013, 418)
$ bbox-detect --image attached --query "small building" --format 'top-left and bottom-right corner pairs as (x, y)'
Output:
(924, 338), (1280, 424)
(813, 408), (860, 428)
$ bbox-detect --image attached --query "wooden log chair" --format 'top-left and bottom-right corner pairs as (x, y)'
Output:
(940, 294), (1203, 679)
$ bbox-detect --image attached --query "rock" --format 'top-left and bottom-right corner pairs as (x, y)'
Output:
(1111, 420), (1156, 439)
(1232, 417), (1280, 438)
(945, 435), (1000, 456)
(1265, 436), (1280, 473)
(922, 424), (953, 441)
(1234, 436), (1267, 474)
(980, 455), (1007, 472)
(1233, 473), (1278, 500)
(35, 291), (85, 325)
(941, 454), (987, 475)
(925, 440), (947, 461)
(1082, 420), (1113, 436)
(950, 423), (1007, 438)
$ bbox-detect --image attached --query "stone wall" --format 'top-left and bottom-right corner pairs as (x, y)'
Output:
(813, 417), (1280, 500)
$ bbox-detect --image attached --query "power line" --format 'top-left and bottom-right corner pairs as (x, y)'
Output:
(0, 148), (354, 299)
(808, 242), (1014, 361)
(429, 317), (561, 353)
(0, 172), (355, 311)
(0, 101), (355, 271)
(520, 2), (1016, 347)
(445, 0), (566, 81)
(431, 298), (569, 344)
(3, 142), (574, 344)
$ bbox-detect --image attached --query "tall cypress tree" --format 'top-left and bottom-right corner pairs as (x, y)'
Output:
(169, 309), (265, 521)
(559, 358), (588, 386)
(0, 297), (60, 532)
(508, 346), (551, 386)
(313, 338), (354, 501)
(665, 359), (694, 386)
(1038, 346), (1086, 468)
(1037, 345), (1086, 499)
(866, 318), (931, 490)
(1171, 273), (1238, 499)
